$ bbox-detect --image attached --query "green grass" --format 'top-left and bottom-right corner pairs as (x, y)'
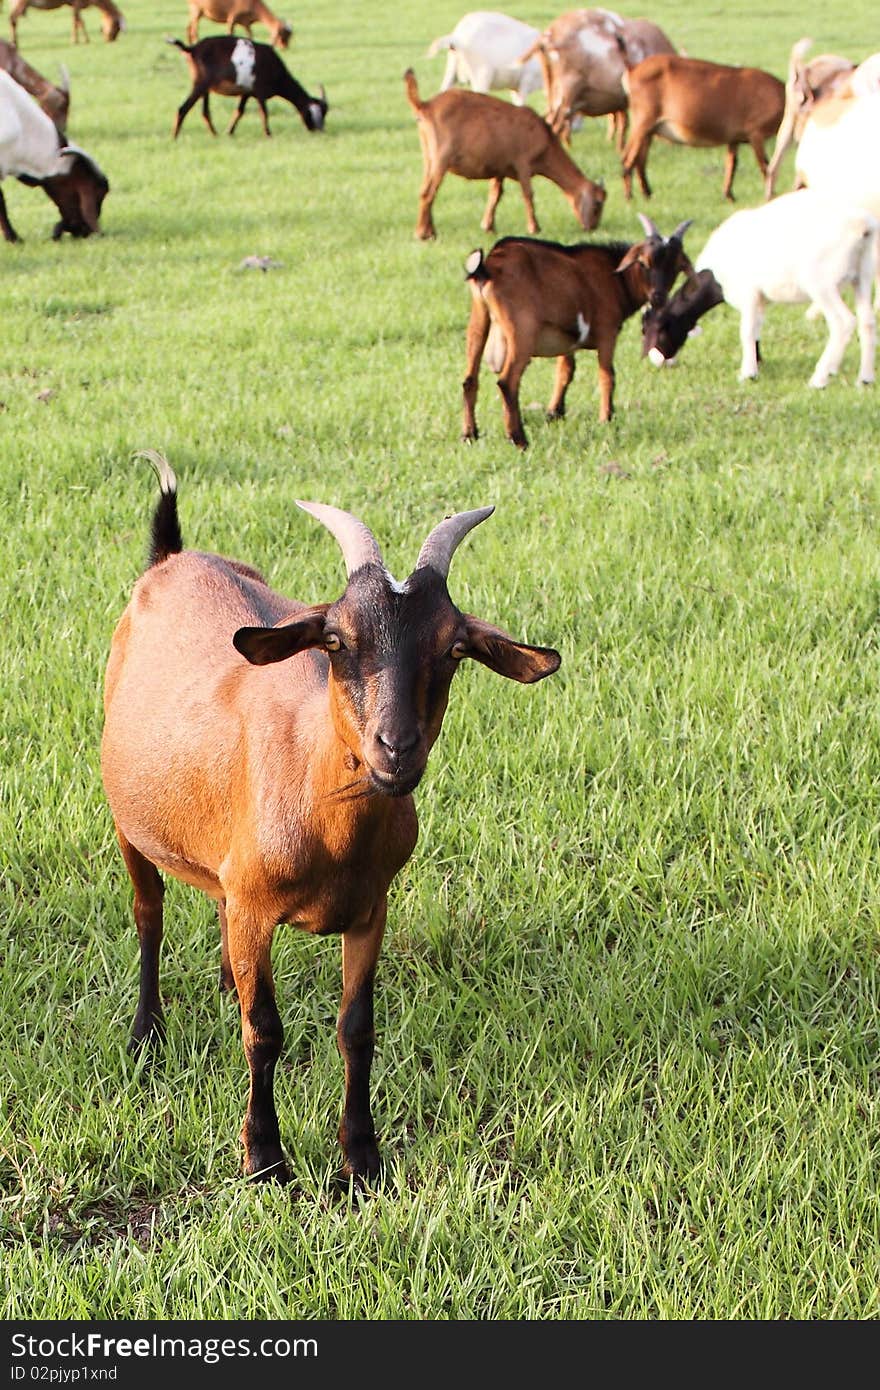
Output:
(2, 0), (880, 1320)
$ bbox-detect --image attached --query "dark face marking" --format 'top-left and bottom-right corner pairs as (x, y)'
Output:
(324, 566), (464, 797)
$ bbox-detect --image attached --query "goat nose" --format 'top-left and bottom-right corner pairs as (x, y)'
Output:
(377, 729), (418, 759)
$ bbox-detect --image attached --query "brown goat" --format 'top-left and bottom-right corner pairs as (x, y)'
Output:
(185, 0), (291, 49)
(9, 0), (124, 45)
(102, 456), (560, 1185)
(404, 67), (605, 240)
(620, 53), (785, 200)
(461, 216), (693, 446)
(0, 38), (68, 130)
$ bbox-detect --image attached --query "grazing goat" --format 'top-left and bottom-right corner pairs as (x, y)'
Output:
(0, 38), (68, 130)
(427, 10), (543, 105)
(0, 68), (108, 242)
(404, 67), (605, 240)
(185, 0), (291, 50)
(641, 190), (877, 387)
(519, 7), (677, 148)
(102, 457), (560, 1185)
(9, 0), (124, 45)
(461, 214), (693, 445)
(169, 36), (327, 137)
(620, 53), (785, 201)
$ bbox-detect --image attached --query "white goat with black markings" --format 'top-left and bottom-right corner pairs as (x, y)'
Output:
(0, 68), (108, 242)
(642, 189), (877, 387)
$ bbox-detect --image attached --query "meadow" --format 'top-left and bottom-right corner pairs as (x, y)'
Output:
(2, 0), (880, 1320)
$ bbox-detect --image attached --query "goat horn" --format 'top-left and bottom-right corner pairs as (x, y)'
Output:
(637, 213), (662, 240)
(296, 501), (384, 576)
(670, 219), (693, 242)
(318, 83), (326, 101)
(58, 64), (71, 92)
(415, 507), (495, 578)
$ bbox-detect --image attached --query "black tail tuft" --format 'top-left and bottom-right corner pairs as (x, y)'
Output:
(136, 450), (183, 568)
(165, 36), (190, 52)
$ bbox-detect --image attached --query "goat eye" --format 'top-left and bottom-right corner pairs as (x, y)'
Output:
(450, 641), (468, 660)
(324, 633), (344, 652)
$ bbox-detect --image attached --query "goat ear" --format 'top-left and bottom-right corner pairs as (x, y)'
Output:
(614, 244), (643, 273)
(233, 605), (330, 665)
(459, 616), (561, 684)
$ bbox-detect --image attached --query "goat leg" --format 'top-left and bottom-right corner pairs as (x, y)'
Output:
(218, 899), (236, 994)
(337, 906), (386, 1186)
(498, 355), (529, 448)
(722, 144), (738, 201)
(0, 187), (21, 243)
(116, 825), (166, 1052)
(227, 902), (289, 1183)
(462, 297), (490, 441)
(546, 353), (576, 419)
(481, 177), (504, 233)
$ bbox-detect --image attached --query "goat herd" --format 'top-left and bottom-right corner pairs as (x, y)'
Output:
(4, 6), (880, 1188)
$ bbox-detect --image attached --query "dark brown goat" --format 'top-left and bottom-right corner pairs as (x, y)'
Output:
(461, 216), (693, 446)
(620, 53), (785, 200)
(102, 457), (560, 1185)
(169, 35), (327, 137)
(404, 67), (605, 240)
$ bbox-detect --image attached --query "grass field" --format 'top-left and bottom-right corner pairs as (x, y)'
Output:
(2, 0), (880, 1321)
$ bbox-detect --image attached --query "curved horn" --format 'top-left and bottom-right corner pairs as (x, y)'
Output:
(296, 500), (383, 576)
(415, 506), (494, 578)
(670, 218), (693, 242)
(318, 83), (326, 102)
(58, 64), (71, 93)
(637, 212), (662, 240)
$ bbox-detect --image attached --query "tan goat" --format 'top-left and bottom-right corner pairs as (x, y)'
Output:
(404, 67), (605, 240)
(102, 457), (560, 1185)
(9, 0), (124, 45)
(185, 0), (291, 49)
(620, 53), (785, 201)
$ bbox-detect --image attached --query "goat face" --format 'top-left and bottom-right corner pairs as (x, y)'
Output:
(642, 268), (723, 364)
(304, 85), (328, 131)
(617, 216), (694, 310)
(275, 21), (293, 48)
(232, 511), (560, 800)
(577, 181), (605, 231)
(41, 158), (109, 238)
(101, 11), (123, 41)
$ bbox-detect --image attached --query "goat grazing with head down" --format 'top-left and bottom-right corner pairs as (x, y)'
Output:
(404, 67), (605, 239)
(641, 190), (877, 388)
(169, 35), (327, 137)
(461, 214), (693, 446)
(8, 0), (124, 46)
(0, 68), (108, 242)
(101, 456), (561, 1185)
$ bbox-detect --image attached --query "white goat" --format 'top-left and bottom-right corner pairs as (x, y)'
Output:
(427, 10), (543, 104)
(796, 89), (880, 307)
(0, 68), (108, 241)
(642, 189), (877, 387)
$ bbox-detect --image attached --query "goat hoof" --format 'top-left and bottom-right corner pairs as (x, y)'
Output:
(128, 1015), (165, 1055)
(461, 430), (478, 444)
(546, 408), (564, 421)
(245, 1150), (290, 1184)
(415, 228), (436, 242)
(510, 436), (528, 450)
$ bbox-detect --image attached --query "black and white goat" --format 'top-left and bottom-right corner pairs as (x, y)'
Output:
(0, 68), (108, 242)
(642, 189), (877, 387)
(168, 35), (327, 137)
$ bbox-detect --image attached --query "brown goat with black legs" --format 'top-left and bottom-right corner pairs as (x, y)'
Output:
(620, 53), (785, 201)
(102, 456), (560, 1185)
(169, 36), (327, 137)
(461, 215), (693, 446)
(404, 67), (605, 240)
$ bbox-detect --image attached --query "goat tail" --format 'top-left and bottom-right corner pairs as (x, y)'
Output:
(464, 249), (490, 284)
(426, 34), (452, 59)
(788, 37), (813, 74)
(403, 68), (423, 112)
(165, 36), (190, 52)
(136, 450), (183, 567)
